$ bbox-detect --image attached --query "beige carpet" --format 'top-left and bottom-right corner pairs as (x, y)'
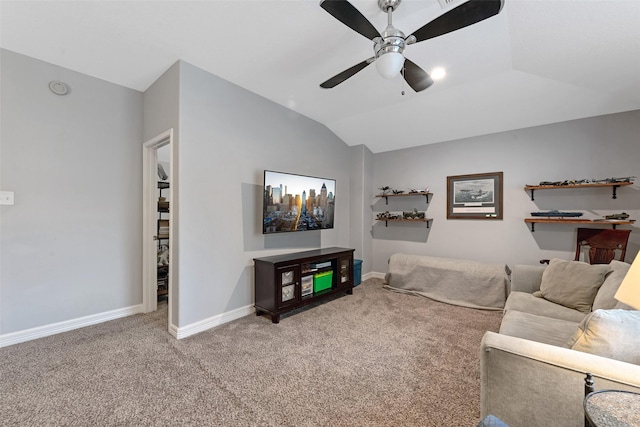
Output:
(0, 278), (502, 426)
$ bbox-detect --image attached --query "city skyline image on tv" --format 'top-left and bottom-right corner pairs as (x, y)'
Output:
(263, 170), (335, 234)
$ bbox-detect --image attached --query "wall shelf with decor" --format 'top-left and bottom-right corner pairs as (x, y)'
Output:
(376, 217), (433, 228)
(374, 191), (433, 229)
(375, 191), (432, 205)
(524, 181), (633, 201)
(524, 179), (635, 231)
(524, 218), (636, 232)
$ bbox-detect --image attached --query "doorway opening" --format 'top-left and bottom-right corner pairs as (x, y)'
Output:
(142, 130), (174, 331)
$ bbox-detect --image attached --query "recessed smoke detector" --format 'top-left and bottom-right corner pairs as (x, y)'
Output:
(48, 81), (68, 95)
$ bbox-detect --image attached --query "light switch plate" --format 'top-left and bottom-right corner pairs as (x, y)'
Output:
(0, 191), (15, 205)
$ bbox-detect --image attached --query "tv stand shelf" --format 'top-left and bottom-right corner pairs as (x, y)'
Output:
(253, 247), (355, 323)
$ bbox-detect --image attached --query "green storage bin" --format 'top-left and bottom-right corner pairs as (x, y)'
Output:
(313, 270), (333, 293)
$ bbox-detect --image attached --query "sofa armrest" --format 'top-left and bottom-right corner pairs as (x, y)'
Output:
(480, 331), (640, 427)
(509, 264), (545, 294)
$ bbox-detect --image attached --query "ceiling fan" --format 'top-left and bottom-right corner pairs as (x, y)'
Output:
(319, 0), (504, 92)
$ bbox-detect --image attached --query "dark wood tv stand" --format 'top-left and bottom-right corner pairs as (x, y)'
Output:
(253, 247), (355, 323)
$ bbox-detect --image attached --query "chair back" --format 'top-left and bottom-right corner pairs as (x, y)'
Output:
(574, 228), (631, 264)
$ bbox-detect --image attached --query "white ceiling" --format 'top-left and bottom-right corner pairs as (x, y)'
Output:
(2, 0), (639, 153)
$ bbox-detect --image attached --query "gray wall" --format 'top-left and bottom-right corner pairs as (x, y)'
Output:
(371, 110), (640, 272)
(174, 61), (352, 327)
(143, 61), (180, 325)
(2, 47), (638, 339)
(349, 145), (374, 274)
(0, 49), (143, 334)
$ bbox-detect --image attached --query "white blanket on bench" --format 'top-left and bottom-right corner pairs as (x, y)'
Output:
(384, 253), (510, 310)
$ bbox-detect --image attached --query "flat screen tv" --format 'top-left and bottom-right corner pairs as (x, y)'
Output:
(263, 170), (336, 234)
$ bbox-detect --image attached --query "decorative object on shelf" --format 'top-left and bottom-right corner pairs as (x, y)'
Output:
(157, 245), (169, 266)
(447, 171), (503, 220)
(592, 176), (635, 184)
(375, 189), (431, 204)
(376, 211), (431, 227)
(524, 180), (633, 200)
(403, 209), (425, 219)
(378, 185), (391, 195)
(530, 210), (584, 218)
(604, 212), (630, 220)
(409, 187), (429, 194)
(157, 163), (168, 180)
(377, 211), (400, 220)
(531, 176), (635, 187)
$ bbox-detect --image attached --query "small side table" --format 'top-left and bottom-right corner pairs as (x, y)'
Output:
(584, 390), (640, 427)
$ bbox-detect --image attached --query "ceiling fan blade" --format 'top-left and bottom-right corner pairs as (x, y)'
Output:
(403, 59), (434, 92)
(320, 58), (375, 89)
(409, 0), (504, 43)
(320, 0), (381, 40)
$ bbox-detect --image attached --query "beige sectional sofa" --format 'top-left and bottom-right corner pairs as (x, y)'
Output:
(480, 258), (640, 427)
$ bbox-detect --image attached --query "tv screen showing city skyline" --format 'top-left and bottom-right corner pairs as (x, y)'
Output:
(263, 170), (335, 234)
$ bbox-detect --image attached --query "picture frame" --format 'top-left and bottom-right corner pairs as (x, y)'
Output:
(447, 172), (503, 220)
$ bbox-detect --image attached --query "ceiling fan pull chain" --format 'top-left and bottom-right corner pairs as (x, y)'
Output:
(401, 66), (405, 96)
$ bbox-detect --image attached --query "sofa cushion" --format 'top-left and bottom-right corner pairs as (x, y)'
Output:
(616, 301), (635, 310)
(566, 309), (640, 364)
(499, 310), (579, 347)
(504, 292), (586, 322)
(592, 260), (631, 310)
(533, 258), (610, 313)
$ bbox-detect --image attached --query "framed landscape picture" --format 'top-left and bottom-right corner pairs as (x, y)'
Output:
(447, 172), (503, 220)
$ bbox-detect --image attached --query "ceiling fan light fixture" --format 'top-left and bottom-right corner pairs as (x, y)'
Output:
(431, 67), (447, 80)
(319, 0), (504, 90)
(375, 51), (404, 79)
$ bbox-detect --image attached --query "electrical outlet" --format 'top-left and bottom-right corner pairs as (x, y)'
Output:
(0, 191), (15, 205)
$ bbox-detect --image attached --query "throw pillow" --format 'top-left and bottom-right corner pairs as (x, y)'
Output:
(592, 260), (631, 310)
(535, 258), (611, 312)
(566, 309), (640, 364)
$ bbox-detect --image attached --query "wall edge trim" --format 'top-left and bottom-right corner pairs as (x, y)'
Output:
(174, 304), (255, 339)
(0, 304), (144, 348)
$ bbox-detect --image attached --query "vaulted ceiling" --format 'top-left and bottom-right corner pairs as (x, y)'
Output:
(2, 0), (639, 153)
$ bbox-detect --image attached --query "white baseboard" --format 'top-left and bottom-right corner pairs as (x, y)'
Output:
(174, 274), (388, 338)
(364, 271), (386, 280)
(1, 276), (388, 347)
(173, 304), (255, 339)
(0, 304), (144, 348)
